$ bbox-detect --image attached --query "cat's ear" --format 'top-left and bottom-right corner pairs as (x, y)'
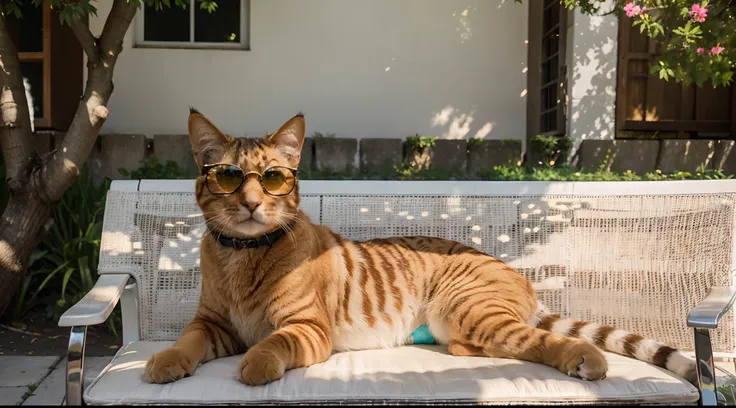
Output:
(188, 108), (232, 172)
(267, 113), (305, 168)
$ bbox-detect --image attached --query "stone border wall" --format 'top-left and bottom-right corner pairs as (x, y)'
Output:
(34, 132), (736, 180)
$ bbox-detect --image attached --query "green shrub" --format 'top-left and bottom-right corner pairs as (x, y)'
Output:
(298, 167), (359, 180)
(395, 166), (468, 181)
(119, 156), (194, 179)
(16, 164), (121, 335)
(527, 135), (572, 167)
(406, 135), (437, 151)
(479, 163), (733, 182)
(466, 138), (485, 150)
(300, 162), (735, 182)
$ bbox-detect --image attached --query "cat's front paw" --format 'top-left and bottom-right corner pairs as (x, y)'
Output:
(144, 347), (197, 384)
(562, 341), (608, 381)
(238, 347), (287, 386)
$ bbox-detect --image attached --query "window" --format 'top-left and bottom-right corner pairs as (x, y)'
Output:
(136, 0), (249, 49)
(6, 0), (83, 131)
(8, 0), (50, 127)
(527, 0), (568, 139)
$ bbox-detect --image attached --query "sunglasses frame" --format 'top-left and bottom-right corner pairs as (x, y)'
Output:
(202, 163), (299, 197)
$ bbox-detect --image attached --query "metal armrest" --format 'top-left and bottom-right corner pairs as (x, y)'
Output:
(687, 287), (736, 330)
(58, 274), (131, 406)
(687, 286), (736, 407)
(58, 274), (131, 327)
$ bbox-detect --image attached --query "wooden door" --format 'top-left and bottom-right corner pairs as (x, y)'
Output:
(6, 1), (83, 131)
(616, 16), (736, 139)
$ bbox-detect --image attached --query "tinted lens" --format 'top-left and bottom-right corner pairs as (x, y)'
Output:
(207, 164), (244, 194)
(262, 167), (295, 195)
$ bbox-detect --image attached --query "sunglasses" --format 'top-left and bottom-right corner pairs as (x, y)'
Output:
(202, 163), (298, 197)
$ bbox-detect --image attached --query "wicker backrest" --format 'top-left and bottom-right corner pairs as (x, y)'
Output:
(99, 180), (736, 353)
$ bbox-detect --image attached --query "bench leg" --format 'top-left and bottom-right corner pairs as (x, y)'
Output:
(66, 326), (87, 406)
(694, 327), (722, 406)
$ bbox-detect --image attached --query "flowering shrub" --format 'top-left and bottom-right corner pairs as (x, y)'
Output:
(517, 1), (735, 88)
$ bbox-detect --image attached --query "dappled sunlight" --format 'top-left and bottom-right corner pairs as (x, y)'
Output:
(453, 7), (475, 44)
(87, 332), (694, 404)
(431, 106), (455, 127)
(88, 284), (121, 303)
(445, 112), (473, 140)
(569, 6), (619, 144)
(430, 106), (475, 140)
(93, 185), (736, 365)
(431, 106), (498, 141)
(0, 86), (18, 123)
(0, 241), (16, 270)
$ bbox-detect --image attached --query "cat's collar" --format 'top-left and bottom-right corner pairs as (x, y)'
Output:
(208, 225), (290, 249)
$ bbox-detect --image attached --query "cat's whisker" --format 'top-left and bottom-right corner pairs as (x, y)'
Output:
(283, 213), (318, 243)
(270, 216), (298, 246)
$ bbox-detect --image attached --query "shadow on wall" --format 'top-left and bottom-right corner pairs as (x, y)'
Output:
(430, 105), (496, 141)
(567, 4), (735, 174)
(423, 2), (529, 143)
(100, 0), (528, 143)
(567, 4), (618, 156)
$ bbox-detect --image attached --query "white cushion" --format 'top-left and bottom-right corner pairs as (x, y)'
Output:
(84, 341), (699, 405)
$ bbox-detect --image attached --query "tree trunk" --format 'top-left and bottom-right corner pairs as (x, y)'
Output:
(0, 193), (53, 317)
(0, 0), (138, 319)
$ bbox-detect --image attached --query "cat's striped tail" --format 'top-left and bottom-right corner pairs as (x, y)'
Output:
(529, 304), (698, 385)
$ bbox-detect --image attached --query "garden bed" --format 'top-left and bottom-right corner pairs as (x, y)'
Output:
(0, 308), (121, 357)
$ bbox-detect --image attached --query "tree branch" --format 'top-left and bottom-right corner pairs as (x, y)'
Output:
(100, 0), (139, 61)
(69, 16), (100, 64)
(41, 0), (139, 202)
(0, 17), (36, 188)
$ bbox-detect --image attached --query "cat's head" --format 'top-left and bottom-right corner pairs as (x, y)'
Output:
(188, 108), (305, 238)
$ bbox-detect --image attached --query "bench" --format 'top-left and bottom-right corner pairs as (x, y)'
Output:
(58, 179), (736, 405)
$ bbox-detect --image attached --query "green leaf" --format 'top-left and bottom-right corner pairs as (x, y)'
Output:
(61, 267), (75, 299)
(28, 261), (71, 304)
(78, 256), (93, 292)
(28, 250), (48, 269)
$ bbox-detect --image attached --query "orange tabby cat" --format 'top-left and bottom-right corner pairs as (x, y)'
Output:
(144, 110), (698, 386)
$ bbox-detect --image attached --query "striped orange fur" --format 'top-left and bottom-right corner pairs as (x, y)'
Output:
(144, 111), (698, 386)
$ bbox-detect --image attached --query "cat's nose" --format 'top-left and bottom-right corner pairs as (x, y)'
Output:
(244, 201), (261, 212)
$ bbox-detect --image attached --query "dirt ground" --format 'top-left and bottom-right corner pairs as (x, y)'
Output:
(0, 309), (121, 357)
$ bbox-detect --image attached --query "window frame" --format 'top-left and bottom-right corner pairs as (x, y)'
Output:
(17, 0), (51, 129)
(526, 0), (568, 141)
(135, 0), (250, 50)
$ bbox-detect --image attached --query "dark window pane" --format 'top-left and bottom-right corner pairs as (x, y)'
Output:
(541, 112), (557, 134)
(6, 2), (44, 52)
(195, 0), (241, 43)
(21, 61), (43, 118)
(543, 4), (559, 35)
(144, 3), (190, 42)
(542, 32), (559, 60)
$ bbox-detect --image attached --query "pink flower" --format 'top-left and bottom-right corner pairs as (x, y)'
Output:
(711, 46), (725, 55)
(690, 4), (708, 23)
(624, 2), (642, 17)
(697, 47), (705, 54)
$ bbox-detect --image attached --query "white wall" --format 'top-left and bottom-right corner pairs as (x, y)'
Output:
(89, 0), (528, 141)
(566, 1), (619, 155)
